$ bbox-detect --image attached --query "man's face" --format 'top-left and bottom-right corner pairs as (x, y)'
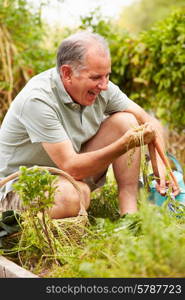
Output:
(65, 49), (111, 106)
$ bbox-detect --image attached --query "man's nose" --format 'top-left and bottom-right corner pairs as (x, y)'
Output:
(97, 77), (108, 90)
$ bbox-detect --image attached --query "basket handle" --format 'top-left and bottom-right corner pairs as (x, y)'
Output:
(0, 166), (87, 216)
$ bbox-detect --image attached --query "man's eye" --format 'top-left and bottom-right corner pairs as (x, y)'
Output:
(91, 77), (100, 80)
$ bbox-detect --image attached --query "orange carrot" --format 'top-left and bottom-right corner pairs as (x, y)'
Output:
(154, 139), (179, 188)
(148, 142), (160, 180)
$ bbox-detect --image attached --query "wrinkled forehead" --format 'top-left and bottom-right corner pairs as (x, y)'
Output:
(82, 54), (111, 76)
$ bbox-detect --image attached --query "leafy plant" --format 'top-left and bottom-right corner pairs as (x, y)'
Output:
(13, 166), (61, 265)
(88, 180), (119, 222)
(0, 0), (55, 121)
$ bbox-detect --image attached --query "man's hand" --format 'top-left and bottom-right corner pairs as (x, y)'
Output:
(149, 136), (181, 198)
(124, 123), (155, 149)
(125, 123), (180, 197)
(155, 156), (180, 197)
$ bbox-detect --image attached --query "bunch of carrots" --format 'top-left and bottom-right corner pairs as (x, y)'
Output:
(148, 131), (180, 196)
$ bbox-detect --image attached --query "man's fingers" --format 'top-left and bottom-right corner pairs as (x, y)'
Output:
(156, 179), (180, 197)
(134, 123), (155, 145)
(156, 182), (161, 193)
(170, 181), (181, 197)
(126, 123), (157, 150)
(158, 178), (167, 196)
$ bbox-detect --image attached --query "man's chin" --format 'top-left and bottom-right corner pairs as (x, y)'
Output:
(84, 96), (97, 105)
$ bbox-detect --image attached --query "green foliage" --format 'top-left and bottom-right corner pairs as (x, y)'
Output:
(44, 186), (185, 278)
(119, 9), (185, 131)
(2, 175), (185, 277)
(12, 166), (62, 266)
(0, 0), (41, 45)
(88, 180), (119, 221)
(118, 0), (185, 34)
(0, 0), (56, 121)
(127, 10), (185, 130)
(0, 0), (55, 74)
(2, 166), (90, 270)
(13, 166), (57, 213)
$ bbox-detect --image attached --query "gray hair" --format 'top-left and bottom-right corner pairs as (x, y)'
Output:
(56, 31), (110, 73)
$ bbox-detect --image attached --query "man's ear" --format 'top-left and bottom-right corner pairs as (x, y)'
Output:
(60, 65), (73, 82)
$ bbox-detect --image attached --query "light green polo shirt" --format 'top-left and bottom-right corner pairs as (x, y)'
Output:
(0, 67), (132, 199)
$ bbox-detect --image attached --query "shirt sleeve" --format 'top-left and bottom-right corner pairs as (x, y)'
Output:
(19, 98), (70, 143)
(104, 81), (133, 115)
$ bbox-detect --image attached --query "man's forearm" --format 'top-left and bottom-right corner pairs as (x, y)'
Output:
(62, 124), (154, 180)
(42, 123), (155, 181)
(62, 133), (133, 180)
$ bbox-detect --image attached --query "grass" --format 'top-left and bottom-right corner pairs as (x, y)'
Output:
(1, 171), (185, 278)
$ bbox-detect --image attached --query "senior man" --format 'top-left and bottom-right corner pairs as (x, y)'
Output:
(0, 31), (177, 218)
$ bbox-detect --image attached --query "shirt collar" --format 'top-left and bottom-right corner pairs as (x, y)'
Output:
(51, 67), (73, 104)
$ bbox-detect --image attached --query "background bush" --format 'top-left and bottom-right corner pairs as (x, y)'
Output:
(0, 0), (55, 121)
